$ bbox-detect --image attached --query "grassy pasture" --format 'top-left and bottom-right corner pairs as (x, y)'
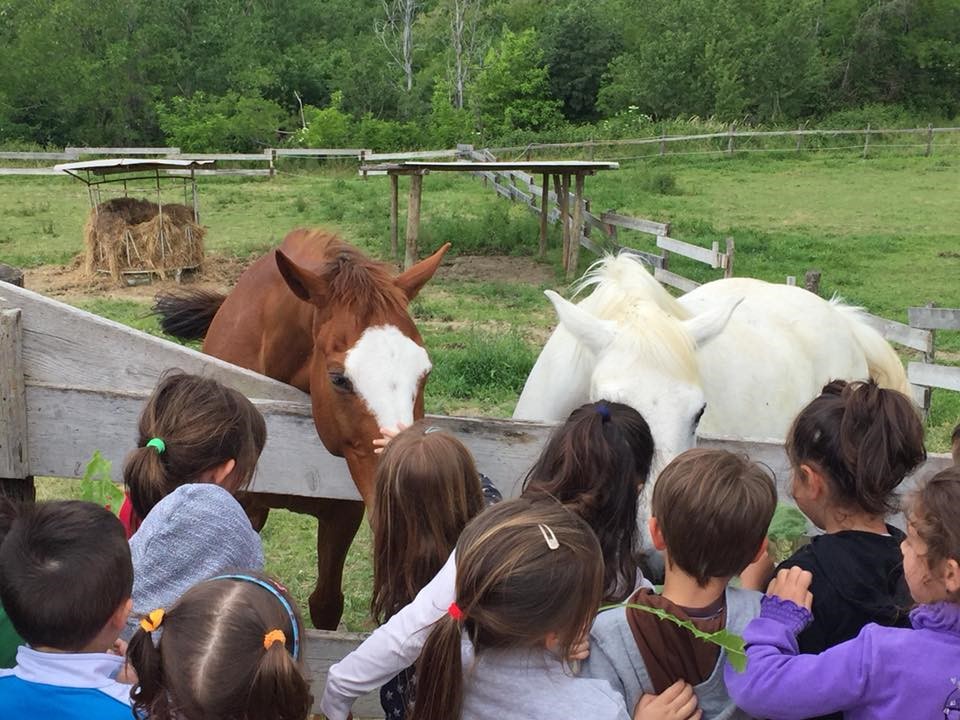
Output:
(5, 151), (959, 629)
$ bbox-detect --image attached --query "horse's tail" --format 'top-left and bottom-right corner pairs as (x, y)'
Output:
(833, 303), (910, 395)
(152, 289), (226, 341)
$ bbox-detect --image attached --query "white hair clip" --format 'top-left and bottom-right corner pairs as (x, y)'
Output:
(538, 523), (559, 550)
(424, 426), (443, 434)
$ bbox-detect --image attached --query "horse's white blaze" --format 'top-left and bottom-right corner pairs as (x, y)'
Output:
(344, 325), (431, 429)
(515, 254), (909, 526)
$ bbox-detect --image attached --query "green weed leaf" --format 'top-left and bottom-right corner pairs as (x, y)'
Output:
(78, 451), (124, 516)
(600, 602), (748, 672)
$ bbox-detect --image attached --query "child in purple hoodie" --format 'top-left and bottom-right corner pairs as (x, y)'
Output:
(725, 466), (960, 720)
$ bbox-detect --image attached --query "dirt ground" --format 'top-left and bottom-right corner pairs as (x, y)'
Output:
(23, 253), (554, 302)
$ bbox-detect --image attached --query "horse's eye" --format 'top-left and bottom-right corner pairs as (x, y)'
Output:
(693, 404), (706, 427)
(329, 372), (354, 393)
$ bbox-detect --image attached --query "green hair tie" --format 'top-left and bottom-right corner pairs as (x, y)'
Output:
(145, 438), (166, 454)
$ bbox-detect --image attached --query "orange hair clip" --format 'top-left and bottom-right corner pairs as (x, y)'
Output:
(140, 608), (165, 633)
(263, 628), (286, 650)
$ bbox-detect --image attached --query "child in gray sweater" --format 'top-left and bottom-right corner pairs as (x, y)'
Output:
(582, 449), (777, 720)
(121, 372), (268, 638)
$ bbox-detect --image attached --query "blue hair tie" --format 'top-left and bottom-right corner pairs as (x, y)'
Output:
(596, 402), (611, 422)
(210, 574), (300, 659)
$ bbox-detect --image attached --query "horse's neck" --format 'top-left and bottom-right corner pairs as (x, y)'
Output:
(513, 324), (593, 421)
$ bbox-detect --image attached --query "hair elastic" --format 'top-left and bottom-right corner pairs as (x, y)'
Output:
(145, 438), (166, 454)
(263, 628), (286, 650)
(424, 426), (444, 435)
(595, 403), (611, 422)
(211, 575), (300, 659)
(447, 602), (465, 622)
(140, 608), (165, 633)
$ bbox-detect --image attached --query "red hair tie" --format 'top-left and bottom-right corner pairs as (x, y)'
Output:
(447, 602), (465, 622)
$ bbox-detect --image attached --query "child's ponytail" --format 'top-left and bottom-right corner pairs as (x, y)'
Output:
(124, 445), (172, 520)
(410, 614), (465, 720)
(246, 635), (313, 720)
(788, 379), (925, 515)
(128, 625), (170, 719)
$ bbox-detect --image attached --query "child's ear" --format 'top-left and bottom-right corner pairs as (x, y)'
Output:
(796, 463), (827, 501)
(751, 537), (770, 565)
(943, 558), (960, 596)
(543, 631), (561, 653)
(111, 598), (133, 630)
(205, 458), (237, 487)
(648, 517), (667, 552)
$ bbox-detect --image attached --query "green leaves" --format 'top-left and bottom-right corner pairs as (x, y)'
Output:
(78, 451), (124, 517)
(601, 601), (749, 672)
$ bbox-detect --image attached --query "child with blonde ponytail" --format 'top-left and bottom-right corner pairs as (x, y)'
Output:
(409, 497), (631, 720)
(127, 573), (312, 720)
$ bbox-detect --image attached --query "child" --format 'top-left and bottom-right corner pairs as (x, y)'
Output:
(952, 422), (959, 465)
(122, 371), (268, 639)
(581, 448), (777, 719)
(371, 423), (489, 718)
(777, 379), (925, 658)
(127, 572), (312, 719)
(725, 466), (960, 719)
(319, 400), (656, 720)
(410, 496), (630, 720)
(0, 499), (135, 719)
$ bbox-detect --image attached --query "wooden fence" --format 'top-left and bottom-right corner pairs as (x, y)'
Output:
(463, 146), (734, 291)
(0, 271), (954, 716)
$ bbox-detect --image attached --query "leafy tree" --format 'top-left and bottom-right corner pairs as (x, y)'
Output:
(470, 28), (563, 139)
(156, 92), (286, 152)
(295, 92), (353, 148)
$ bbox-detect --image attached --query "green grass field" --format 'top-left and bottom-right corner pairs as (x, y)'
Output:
(5, 151), (959, 629)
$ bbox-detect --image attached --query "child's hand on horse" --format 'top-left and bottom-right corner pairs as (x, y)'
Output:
(634, 680), (702, 720)
(766, 566), (813, 610)
(373, 422), (409, 454)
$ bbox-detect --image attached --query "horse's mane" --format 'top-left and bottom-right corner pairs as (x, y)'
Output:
(573, 253), (698, 382)
(303, 232), (409, 322)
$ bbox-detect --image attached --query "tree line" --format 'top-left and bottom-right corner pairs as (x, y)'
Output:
(1, 0), (958, 152)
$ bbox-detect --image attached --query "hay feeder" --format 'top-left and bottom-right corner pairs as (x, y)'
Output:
(55, 158), (213, 286)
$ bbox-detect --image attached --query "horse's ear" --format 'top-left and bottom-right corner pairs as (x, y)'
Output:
(276, 250), (328, 305)
(682, 296), (743, 346)
(395, 243), (451, 302)
(545, 290), (616, 356)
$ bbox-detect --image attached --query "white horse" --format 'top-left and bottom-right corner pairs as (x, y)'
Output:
(514, 254), (909, 500)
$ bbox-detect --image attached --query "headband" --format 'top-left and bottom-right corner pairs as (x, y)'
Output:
(210, 574), (300, 659)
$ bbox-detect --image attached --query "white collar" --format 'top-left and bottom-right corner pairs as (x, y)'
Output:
(4, 646), (132, 705)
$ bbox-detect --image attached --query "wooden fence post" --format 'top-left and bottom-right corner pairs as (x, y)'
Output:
(404, 173), (423, 270)
(804, 270), (821, 295)
(863, 124), (871, 158)
(566, 173), (585, 281)
(389, 173), (399, 262)
(926, 124), (933, 157)
(796, 125), (803, 152)
(0, 309), (34, 501)
(724, 237), (735, 278)
(538, 173), (549, 259)
(727, 123), (736, 155)
(786, 276), (797, 286)
(659, 133), (667, 156)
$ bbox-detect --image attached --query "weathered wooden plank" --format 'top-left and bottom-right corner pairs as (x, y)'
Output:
(656, 235), (722, 268)
(908, 362), (960, 392)
(0, 167), (65, 176)
(174, 153), (272, 162)
(66, 147), (180, 156)
(273, 148), (370, 158)
(366, 149), (459, 161)
(654, 267), (701, 293)
(619, 247), (665, 269)
(304, 630), (380, 718)
(0, 282), (307, 402)
(0, 151), (78, 160)
(908, 307), (960, 331)
(170, 168), (272, 177)
(858, 313), (934, 354)
(599, 212), (669, 236)
(0, 310), (29, 478)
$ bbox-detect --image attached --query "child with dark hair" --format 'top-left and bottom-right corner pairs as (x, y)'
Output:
(726, 466), (960, 719)
(128, 572), (312, 720)
(582, 448), (777, 719)
(0, 499), (135, 719)
(320, 400), (656, 720)
(371, 422), (491, 719)
(122, 371), (268, 639)
(410, 497), (628, 720)
(777, 380), (925, 655)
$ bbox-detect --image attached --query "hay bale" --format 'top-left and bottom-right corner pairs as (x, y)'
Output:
(83, 199), (205, 282)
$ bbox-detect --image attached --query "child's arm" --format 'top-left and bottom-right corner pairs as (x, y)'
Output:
(319, 550), (457, 720)
(724, 568), (874, 720)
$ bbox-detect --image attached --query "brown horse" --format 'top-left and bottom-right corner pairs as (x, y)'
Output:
(155, 229), (449, 628)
